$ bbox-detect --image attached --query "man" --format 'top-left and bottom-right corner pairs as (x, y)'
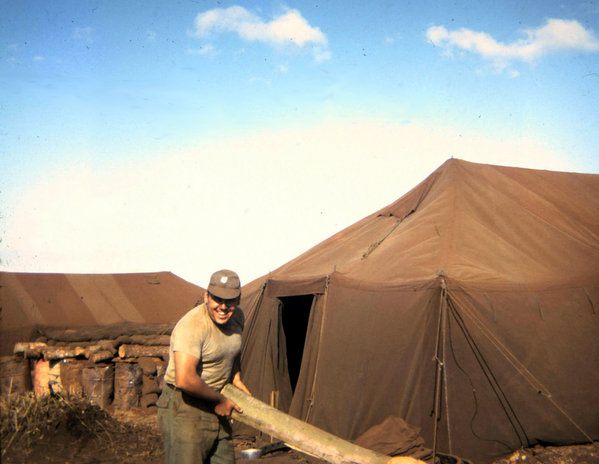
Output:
(157, 269), (250, 464)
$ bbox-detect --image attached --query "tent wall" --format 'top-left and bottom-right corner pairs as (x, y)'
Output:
(444, 284), (598, 460)
(240, 275), (599, 463)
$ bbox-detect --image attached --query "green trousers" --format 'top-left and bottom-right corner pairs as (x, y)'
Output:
(157, 384), (235, 464)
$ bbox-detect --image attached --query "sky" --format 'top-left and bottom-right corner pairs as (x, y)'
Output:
(1, 0), (598, 288)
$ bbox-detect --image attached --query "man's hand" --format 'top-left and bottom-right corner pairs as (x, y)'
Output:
(214, 396), (242, 419)
(232, 371), (251, 396)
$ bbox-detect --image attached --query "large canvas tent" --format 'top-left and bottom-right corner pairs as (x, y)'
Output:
(0, 271), (204, 357)
(238, 159), (599, 463)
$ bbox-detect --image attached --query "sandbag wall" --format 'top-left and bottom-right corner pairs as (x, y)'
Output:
(0, 322), (173, 412)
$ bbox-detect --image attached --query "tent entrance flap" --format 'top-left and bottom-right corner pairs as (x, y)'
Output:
(280, 295), (314, 393)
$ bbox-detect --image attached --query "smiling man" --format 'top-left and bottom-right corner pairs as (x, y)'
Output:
(157, 269), (250, 464)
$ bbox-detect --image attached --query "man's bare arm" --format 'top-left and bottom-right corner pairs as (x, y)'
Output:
(232, 371), (251, 395)
(174, 351), (242, 417)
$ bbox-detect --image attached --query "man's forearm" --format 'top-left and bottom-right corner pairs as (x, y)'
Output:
(232, 371), (251, 395)
(177, 374), (224, 403)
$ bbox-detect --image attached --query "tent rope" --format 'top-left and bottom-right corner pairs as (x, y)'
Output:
(442, 288), (452, 456)
(305, 274), (331, 423)
(448, 298), (530, 448)
(445, 305), (515, 453)
(432, 280), (449, 463)
(453, 294), (546, 393)
(451, 292), (594, 444)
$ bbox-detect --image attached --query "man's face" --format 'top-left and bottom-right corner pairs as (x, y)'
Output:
(205, 291), (239, 325)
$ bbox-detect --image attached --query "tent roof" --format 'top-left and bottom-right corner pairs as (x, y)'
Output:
(0, 271), (204, 356)
(267, 159), (599, 293)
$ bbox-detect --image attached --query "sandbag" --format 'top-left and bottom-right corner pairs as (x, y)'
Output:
(32, 359), (51, 397)
(82, 364), (114, 408)
(142, 374), (161, 395)
(113, 362), (142, 409)
(59, 360), (84, 396)
(140, 392), (159, 408)
(137, 357), (157, 376)
(0, 356), (32, 397)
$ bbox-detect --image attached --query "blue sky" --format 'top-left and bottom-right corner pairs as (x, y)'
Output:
(1, 0), (598, 287)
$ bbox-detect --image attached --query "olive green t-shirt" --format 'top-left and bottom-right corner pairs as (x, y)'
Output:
(164, 303), (244, 392)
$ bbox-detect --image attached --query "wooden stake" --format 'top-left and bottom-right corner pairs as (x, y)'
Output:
(268, 390), (280, 443)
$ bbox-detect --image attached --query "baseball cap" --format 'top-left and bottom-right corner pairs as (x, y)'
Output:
(207, 269), (241, 299)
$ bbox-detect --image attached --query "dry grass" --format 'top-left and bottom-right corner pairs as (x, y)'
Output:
(0, 392), (126, 458)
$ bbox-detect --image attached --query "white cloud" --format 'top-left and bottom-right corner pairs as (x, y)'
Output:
(385, 34), (401, 44)
(313, 47), (332, 62)
(427, 19), (599, 73)
(32, 56), (45, 62)
(0, 118), (571, 287)
(191, 6), (330, 61)
(187, 44), (217, 55)
(280, 64), (288, 72)
(147, 30), (157, 41)
(73, 26), (94, 42)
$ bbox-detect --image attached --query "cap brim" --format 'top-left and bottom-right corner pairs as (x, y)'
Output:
(208, 285), (241, 300)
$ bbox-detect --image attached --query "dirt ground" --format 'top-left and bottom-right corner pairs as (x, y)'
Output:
(1, 402), (597, 464)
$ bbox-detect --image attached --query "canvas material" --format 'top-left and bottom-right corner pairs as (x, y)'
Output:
(237, 159), (599, 464)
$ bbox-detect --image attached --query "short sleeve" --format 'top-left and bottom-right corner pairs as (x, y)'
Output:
(171, 309), (207, 360)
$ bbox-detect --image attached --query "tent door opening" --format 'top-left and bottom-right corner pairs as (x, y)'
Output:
(279, 294), (314, 393)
